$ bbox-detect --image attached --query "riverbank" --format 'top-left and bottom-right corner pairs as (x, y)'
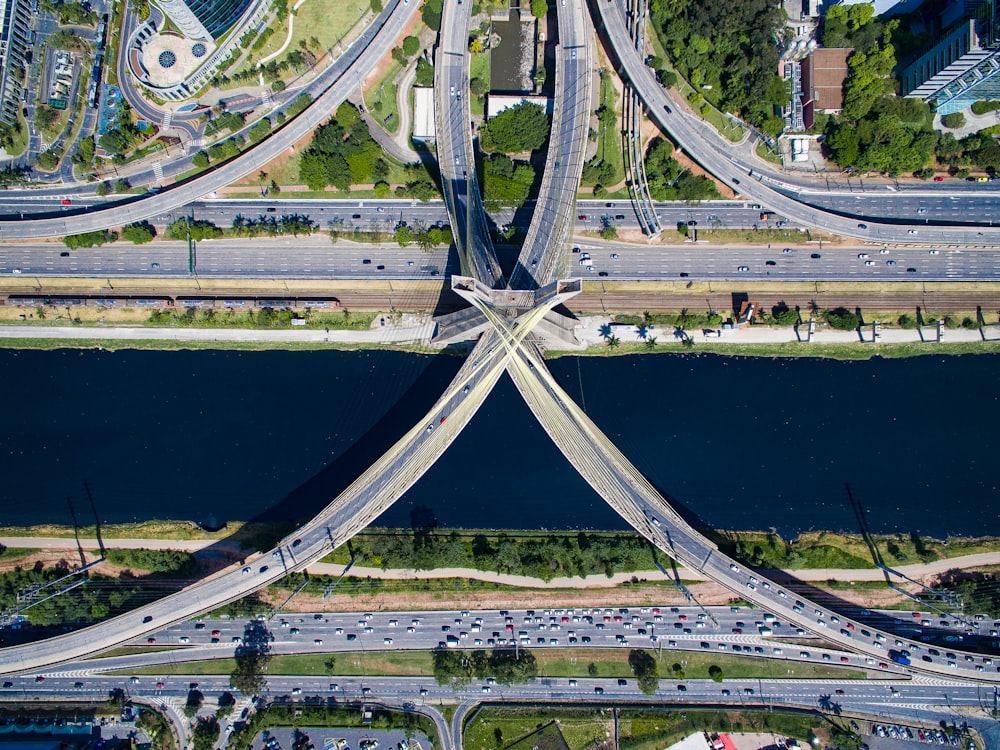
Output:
(1, 319), (1000, 359)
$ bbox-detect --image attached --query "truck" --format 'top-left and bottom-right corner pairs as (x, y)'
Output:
(888, 649), (911, 666)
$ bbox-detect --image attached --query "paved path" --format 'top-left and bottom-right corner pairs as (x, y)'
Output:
(0, 318), (435, 344)
(5, 537), (997, 586)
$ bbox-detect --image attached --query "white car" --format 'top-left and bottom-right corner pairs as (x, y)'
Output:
(858, 253), (870, 259)
(610, 253), (619, 260)
(908, 229), (918, 235)
(928, 249), (940, 255)
(737, 266), (750, 272)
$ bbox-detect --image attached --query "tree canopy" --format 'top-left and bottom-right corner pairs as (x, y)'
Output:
(433, 648), (538, 688)
(644, 139), (718, 200)
(482, 154), (535, 209)
(480, 102), (550, 153)
(651, 0), (788, 127)
(298, 103), (382, 191)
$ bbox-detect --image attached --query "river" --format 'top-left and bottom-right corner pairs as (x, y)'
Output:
(1, 349), (997, 537)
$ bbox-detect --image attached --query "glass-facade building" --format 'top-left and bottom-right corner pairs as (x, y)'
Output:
(185, 0), (254, 39)
(0, 0), (31, 126)
(902, 0), (1000, 114)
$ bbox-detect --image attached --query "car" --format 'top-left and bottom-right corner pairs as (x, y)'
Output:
(242, 567), (251, 575)
(426, 424), (434, 433)
(147, 638), (156, 644)
(858, 223), (868, 229)
(810, 253), (821, 259)
(11, 268), (20, 274)
(143, 615), (153, 623)
(578, 215), (588, 220)
(267, 207), (277, 213)
(864, 260), (875, 266)
(765, 260), (776, 266)
(598, 271), (609, 277)
(908, 229), (918, 235)
(858, 253), (870, 259)
(346, 633), (357, 641)
(918, 208), (927, 215)
(929, 249), (940, 255)
(259, 564), (269, 573)
(729, 563), (739, 571)
(610, 253), (619, 260)
(407, 260), (414, 266)
(886, 260), (896, 266)
(679, 272), (689, 277)
(292, 687), (302, 695)
(440, 416), (447, 424)
(594, 686), (604, 694)
(60, 251), (70, 257)
(737, 266), (750, 272)
(782, 247), (793, 254)
(362, 259), (371, 264)
(677, 684), (687, 691)
(732, 178), (740, 184)
(61, 199), (71, 205)
(352, 214), (362, 219)
(933, 176), (944, 181)
(376, 265), (385, 270)
(383, 637), (393, 645)
(572, 247), (580, 253)
(179, 636), (190, 643)
(376, 207), (386, 213)
(907, 267), (917, 272)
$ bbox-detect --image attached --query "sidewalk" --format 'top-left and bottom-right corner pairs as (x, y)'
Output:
(0, 315), (435, 345)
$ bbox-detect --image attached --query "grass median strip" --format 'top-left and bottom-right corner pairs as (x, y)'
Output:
(108, 647), (863, 681)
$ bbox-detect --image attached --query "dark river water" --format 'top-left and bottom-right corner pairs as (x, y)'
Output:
(1, 349), (997, 537)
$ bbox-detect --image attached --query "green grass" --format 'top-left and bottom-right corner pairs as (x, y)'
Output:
(364, 62), (403, 134)
(549, 340), (1000, 360)
(250, 0), (370, 67)
(89, 645), (184, 659)
(585, 71), (624, 187)
(470, 51), (490, 117)
(112, 647), (861, 681)
(0, 337), (435, 354)
(0, 547), (41, 560)
(756, 140), (782, 165)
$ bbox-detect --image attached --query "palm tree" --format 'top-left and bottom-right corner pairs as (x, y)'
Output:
(644, 336), (657, 349)
(606, 335), (620, 352)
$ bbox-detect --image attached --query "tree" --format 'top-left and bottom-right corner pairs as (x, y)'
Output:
(191, 716), (220, 750)
(708, 664), (725, 682)
(416, 57), (435, 86)
(628, 649), (659, 694)
(480, 102), (550, 153)
(395, 225), (414, 246)
(114, 178), (131, 193)
(530, 0), (547, 17)
(122, 221), (156, 244)
(64, 230), (117, 248)
(470, 76), (489, 98)
(95, 182), (111, 197)
(600, 224), (618, 240)
(941, 112), (966, 129)
(371, 0), (382, 11)
(402, 35), (420, 57)
(824, 307), (860, 331)
(192, 150), (210, 168)
(229, 620), (272, 696)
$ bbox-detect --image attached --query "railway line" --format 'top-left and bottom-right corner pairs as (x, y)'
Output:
(2, 287), (997, 316)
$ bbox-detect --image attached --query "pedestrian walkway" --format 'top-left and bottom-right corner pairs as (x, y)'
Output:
(152, 161), (164, 182)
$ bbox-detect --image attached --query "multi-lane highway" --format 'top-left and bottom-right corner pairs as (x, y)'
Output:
(509, 0), (592, 288)
(434, 0), (503, 287)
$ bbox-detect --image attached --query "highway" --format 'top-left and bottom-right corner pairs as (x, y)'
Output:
(509, 0), (592, 289)
(434, 0), (504, 287)
(9, 675), (996, 748)
(2, 235), (994, 281)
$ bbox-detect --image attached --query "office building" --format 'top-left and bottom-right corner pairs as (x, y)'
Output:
(0, 0), (31, 127)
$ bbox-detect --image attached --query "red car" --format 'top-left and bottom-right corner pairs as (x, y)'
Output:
(60, 199), (71, 205)
(933, 176), (945, 182)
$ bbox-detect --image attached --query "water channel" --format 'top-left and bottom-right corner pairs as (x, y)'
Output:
(1, 349), (997, 538)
